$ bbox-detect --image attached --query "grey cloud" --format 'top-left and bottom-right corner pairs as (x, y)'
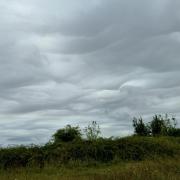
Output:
(0, 0), (180, 145)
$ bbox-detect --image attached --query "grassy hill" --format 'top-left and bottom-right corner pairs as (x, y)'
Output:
(0, 136), (180, 180)
(0, 116), (180, 179)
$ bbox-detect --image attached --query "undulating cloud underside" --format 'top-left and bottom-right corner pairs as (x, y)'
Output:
(0, 0), (180, 145)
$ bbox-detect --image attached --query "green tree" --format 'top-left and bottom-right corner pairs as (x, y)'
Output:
(168, 128), (180, 137)
(149, 114), (177, 136)
(53, 125), (81, 143)
(133, 117), (149, 136)
(150, 115), (164, 136)
(84, 121), (101, 141)
(132, 114), (179, 137)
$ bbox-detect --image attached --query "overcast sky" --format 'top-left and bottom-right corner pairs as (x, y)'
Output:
(0, 0), (180, 145)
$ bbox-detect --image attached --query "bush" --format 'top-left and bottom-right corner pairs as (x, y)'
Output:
(0, 136), (179, 170)
(0, 145), (44, 169)
(167, 128), (180, 137)
(84, 121), (101, 141)
(149, 114), (177, 136)
(133, 117), (149, 136)
(53, 125), (82, 143)
(132, 114), (179, 137)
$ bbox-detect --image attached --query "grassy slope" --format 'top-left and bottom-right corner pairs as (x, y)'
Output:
(0, 136), (180, 180)
(0, 157), (180, 180)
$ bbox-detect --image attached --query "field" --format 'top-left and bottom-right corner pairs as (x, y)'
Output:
(0, 157), (179, 180)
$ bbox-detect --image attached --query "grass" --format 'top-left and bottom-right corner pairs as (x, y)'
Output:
(0, 157), (179, 180)
(0, 136), (179, 179)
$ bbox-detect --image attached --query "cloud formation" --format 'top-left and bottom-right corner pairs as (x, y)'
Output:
(0, 0), (180, 145)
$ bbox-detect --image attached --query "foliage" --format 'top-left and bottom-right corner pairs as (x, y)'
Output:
(132, 114), (179, 137)
(0, 136), (179, 170)
(149, 114), (177, 136)
(133, 117), (149, 136)
(84, 121), (101, 141)
(0, 145), (44, 169)
(167, 128), (180, 137)
(52, 125), (81, 143)
(0, 116), (179, 170)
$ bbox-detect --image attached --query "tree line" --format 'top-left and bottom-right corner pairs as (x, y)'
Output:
(133, 114), (180, 137)
(52, 114), (180, 144)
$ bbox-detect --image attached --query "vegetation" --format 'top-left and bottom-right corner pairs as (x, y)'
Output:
(133, 114), (180, 137)
(84, 121), (101, 141)
(0, 114), (179, 179)
(0, 157), (180, 180)
(133, 117), (149, 136)
(52, 125), (81, 143)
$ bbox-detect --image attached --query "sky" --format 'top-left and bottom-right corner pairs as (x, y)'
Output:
(0, 0), (180, 145)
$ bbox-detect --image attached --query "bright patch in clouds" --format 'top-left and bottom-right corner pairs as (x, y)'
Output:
(0, 0), (180, 145)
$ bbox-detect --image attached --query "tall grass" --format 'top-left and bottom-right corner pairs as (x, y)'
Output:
(0, 157), (179, 180)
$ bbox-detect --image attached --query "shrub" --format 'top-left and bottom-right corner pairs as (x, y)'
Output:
(132, 114), (179, 137)
(149, 114), (177, 136)
(133, 117), (149, 136)
(167, 128), (180, 137)
(52, 125), (82, 143)
(84, 121), (101, 141)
